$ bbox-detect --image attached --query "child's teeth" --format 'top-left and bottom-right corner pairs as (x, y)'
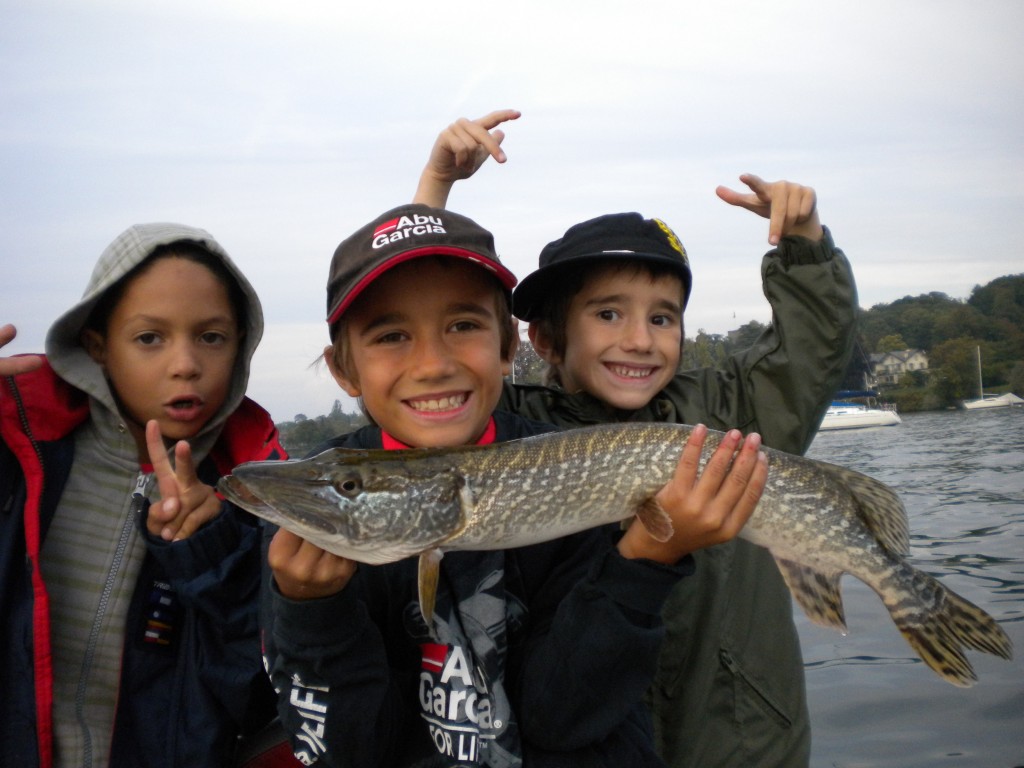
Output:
(612, 365), (650, 378)
(411, 394), (466, 412)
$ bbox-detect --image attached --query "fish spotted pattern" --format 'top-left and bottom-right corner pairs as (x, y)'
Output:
(220, 423), (1013, 687)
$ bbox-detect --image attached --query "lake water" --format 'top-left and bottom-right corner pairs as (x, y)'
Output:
(802, 406), (1024, 768)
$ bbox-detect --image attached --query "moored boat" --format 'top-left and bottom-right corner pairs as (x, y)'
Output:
(961, 346), (1023, 409)
(819, 401), (902, 431)
(963, 392), (1024, 409)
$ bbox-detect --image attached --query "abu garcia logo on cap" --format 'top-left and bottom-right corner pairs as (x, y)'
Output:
(373, 214), (446, 249)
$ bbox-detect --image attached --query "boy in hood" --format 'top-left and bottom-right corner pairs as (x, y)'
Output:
(0, 224), (287, 768)
(414, 111), (858, 767)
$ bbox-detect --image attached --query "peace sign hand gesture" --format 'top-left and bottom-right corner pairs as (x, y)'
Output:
(144, 419), (222, 541)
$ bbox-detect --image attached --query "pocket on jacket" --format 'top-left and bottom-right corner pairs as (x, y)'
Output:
(720, 648), (793, 729)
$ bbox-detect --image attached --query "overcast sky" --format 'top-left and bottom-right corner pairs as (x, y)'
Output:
(3, 0), (1022, 423)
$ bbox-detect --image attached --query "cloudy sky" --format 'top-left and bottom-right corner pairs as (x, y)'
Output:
(3, 0), (1022, 423)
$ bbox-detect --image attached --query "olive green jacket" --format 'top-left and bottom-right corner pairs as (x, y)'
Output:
(499, 228), (857, 767)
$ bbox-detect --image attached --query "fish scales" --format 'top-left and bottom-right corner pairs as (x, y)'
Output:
(449, 425), (684, 549)
(219, 422), (1013, 687)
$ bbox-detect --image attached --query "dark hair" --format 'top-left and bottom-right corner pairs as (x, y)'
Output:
(531, 259), (685, 387)
(84, 241), (247, 337)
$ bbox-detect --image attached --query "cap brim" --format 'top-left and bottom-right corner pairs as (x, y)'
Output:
(512, 250), (691, 320)
(328, 246), (517, 325)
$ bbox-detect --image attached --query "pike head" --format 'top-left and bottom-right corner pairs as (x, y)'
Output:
(218, 448), (469, 565)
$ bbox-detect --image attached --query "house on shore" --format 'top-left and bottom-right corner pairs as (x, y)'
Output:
(870, 349), (929, 386)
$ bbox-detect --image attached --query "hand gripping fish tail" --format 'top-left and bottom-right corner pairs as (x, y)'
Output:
(218, 422), (1014, 686)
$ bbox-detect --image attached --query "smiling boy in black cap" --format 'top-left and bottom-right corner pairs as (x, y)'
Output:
(414, 111), (859, 767)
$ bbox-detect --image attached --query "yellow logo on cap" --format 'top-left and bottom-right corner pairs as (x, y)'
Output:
(653, 218), (687, 263)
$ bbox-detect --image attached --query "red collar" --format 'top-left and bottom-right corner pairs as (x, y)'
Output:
(381, 416), (497, 451)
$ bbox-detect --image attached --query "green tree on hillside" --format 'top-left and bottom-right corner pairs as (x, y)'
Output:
(876, 334), (907, 353)
(681, 330), (727, 370)
(927, 338), (981, 402)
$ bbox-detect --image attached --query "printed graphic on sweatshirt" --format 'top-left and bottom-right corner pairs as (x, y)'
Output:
(141, 579), (180, 648)
(286, 673), (329, 766)
(419, 641), (496, 764)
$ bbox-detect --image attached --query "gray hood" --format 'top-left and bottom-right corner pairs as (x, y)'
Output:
(45, 223), (264, 449)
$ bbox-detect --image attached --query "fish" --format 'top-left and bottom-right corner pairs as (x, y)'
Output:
(219, 422), (1013, 687)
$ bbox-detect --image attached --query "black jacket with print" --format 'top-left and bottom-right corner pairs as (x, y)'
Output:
(261, 410), (691, 767)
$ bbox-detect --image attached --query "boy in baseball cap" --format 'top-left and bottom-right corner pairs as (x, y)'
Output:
(258, 203), (768, 766)
(511, 211), (692, 410)
(413, 111), (858, 767)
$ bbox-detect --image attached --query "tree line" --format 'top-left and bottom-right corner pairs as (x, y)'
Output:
(840, 273), (1024, 411)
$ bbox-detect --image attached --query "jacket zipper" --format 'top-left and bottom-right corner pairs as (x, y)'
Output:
(73, 470), (151, 767)
(5, 374), (46, 487)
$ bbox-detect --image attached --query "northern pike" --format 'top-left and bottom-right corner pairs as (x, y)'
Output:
(219, 422), (1013, 687)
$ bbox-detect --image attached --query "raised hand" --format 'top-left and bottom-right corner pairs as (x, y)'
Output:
(716, 173), (822, 245)
(617, 425), (767, 564)
(144, 419), (221, 541)
(414, 108), (521, 207)
(0, 324), (43, 376)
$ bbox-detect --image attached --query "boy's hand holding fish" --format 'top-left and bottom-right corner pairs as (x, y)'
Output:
(268, 528), (358, 601)
(618, 425), (766, 564)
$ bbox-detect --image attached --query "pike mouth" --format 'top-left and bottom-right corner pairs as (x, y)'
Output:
(219, 475), (265, 508)
(406, 392), (468, 413)
(218, 474), (336, 534)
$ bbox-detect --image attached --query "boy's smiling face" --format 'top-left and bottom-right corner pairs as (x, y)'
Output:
(328, 258), (513, 448)
(553, 266), (683, 411)
(83, 256), (240, 450)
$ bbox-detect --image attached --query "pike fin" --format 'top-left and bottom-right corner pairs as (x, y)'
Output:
(775, 557), (847, 632)
(636, 497), (674, 543)
(886, 564), (1013, 688)
(417, 549), (444, 624)
(817, 462), (910, 555)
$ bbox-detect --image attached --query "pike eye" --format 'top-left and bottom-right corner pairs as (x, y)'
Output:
(335, 477), (362, 497)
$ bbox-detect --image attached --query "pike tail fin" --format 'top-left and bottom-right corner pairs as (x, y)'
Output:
(886, 563), (1013, 687)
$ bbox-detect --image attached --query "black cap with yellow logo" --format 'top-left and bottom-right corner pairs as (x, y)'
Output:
(511, 212), (692, 321)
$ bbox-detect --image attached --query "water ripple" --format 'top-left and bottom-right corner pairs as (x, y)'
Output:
(804, 407), (1024, 767)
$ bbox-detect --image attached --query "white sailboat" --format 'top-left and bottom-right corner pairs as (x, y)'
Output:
(962, 345), (1024, 409)
(819, 401), (902, 430)
(818, 388), (902, 431)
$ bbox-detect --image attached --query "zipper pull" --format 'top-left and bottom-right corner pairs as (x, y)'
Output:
(133, 470), (152, 499)
(132, 471), (156, 525)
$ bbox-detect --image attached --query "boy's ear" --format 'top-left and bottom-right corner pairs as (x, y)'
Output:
(501, 326), (519, 377)
(81, 329), (107, 366)
(527, 323), (561, 365)
(323, 345), (362, 398)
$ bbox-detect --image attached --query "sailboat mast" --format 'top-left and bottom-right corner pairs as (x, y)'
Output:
(976, 344), (983, 400)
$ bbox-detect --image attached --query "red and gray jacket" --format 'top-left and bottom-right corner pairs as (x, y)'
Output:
(1, 361), (286, 768)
